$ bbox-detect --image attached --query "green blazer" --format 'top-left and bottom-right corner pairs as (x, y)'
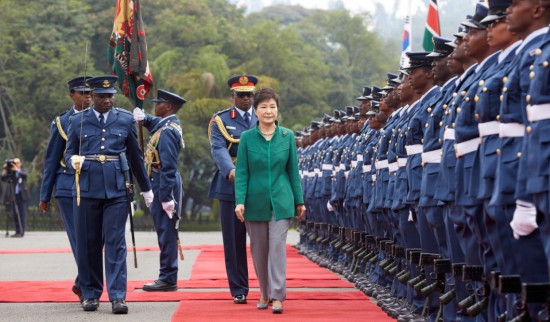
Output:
(235, 124), (304, 221)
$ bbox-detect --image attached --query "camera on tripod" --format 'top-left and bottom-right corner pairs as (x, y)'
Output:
(4, 159), (15, 176)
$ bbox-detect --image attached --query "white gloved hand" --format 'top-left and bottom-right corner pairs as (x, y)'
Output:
(510, 200), (538, 240)
(133, 107), (145, 122)
(140, 190), (154, 208)
(162, 200), (175, 219)
(327, 201), (334, 212)
(70, 155), (85, 170)
(408, 210), (414, 222)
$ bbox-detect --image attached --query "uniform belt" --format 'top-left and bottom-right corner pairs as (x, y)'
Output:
(314, 169), (321, 177)
(351, 160), (358, 168)
(405, 144), (423, 156)
(499, 122), (525, 137)
(362, 165), (372, 173)
(388, 162), (398, 172)
(478, 121), (500, 137)
(454, 137), (479, 157)
(83, 154), (120, 163)
(321, 164), (333, 170)
(444, 128), (455, 140)
(397, 158), (408, 167)
(527, 103), (550, 122)
(421, 149), (442, 163)
(357, 155), (364, 162)
(375, 160), (389, 170)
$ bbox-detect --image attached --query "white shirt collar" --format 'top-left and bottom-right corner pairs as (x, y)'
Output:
(235, 107), (252, 119)
(92, 108), (110, 123)
(498, 40), (522, 63)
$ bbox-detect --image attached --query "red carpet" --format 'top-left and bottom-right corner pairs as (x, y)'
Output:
(0, 243), (391, 321)
(171, 299), (394, 322)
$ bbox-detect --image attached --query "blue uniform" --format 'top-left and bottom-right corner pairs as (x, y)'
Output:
(208, 106), (256, 298)
(143, 114), (184, 285)
(64, 106), (151, 301)
(39, 107), (80, 287)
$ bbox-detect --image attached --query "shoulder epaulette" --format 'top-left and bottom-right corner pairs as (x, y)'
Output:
(215, 108), (231, 116)
(58, 109), (69, 117)
(115, 107), (133, 115)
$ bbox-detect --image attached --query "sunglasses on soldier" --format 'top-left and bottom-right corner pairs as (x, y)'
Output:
(236, 92), (254, 99)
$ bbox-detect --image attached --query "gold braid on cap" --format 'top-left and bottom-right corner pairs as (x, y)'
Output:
(208, 115), (239, 151)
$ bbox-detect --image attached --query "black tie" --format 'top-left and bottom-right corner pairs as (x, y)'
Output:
(244, 112), (250, 127)
(99, 113), (105, 127)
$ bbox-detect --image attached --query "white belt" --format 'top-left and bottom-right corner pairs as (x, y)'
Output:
(527, 103), (550, 122)
(375, 160), (389, 169)
(314, 169), (320, 176)
(344, 171), (350, 178)
(405, 144), (423, 155)
(351, 160), (358, 168)
(499, 123), (525, 138)
(388, 162), (398, 172)
(339, 163), (345, 171)
(478, 121), (500, 137)
(397, 158), (408, 167)
(321, 164), (333, 170)
(444, 128), (455, 140)
(421, 149), (442, 163)
(454, 137), (480, 157)
(357, 155), (364, 162)
(362, 165), (372, 173)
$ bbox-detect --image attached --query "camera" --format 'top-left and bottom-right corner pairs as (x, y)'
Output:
(4, 159), (15, 174)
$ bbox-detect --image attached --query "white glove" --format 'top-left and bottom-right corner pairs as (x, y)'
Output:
(408, 210), (414, 222)
(162, 200), (175, 219)
(133, 107), (145, 122)
(510, 200), (538, 240)
(70, 155), (85, 170)
(327, 201), (334, 212)
(141, 190), (154, 208)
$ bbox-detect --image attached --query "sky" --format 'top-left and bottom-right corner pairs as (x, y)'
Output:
(232, 0), (477, 17)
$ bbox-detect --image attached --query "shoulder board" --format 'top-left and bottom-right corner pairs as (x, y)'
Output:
(58, 109), (70, 116)
(115, 107), (132, 115)
(215, 108), (232, 116)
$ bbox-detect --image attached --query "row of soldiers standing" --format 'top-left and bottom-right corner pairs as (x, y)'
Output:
(296, 1), (550, 321)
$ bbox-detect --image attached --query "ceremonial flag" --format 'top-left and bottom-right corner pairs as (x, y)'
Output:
(400, 14), (412, 68)
(422, 0), (441, 52)
(109, 0), (153, 108)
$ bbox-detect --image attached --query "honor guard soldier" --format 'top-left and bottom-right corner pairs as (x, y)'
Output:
(65, 75), (153, 314)
(133, 89), (186, 292)
(39, 76), (93, 302)
(208, 74), (258, 304)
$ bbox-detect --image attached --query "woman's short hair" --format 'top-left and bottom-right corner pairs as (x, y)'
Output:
(253, 88), (279, 109)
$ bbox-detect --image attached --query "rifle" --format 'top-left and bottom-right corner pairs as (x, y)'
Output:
(119, 152), (138, 268)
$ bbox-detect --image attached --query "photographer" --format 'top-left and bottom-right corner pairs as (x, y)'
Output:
(1, 158), (29, 237)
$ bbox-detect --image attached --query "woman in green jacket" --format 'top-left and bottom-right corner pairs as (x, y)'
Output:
(234, 88), (306, 314)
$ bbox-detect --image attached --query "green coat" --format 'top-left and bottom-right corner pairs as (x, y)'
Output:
(235, 124), (304, 221)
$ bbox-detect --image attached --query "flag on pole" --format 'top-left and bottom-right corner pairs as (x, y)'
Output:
(109, 0), (153, 108)
(422, 0), (441, 52)
(401, 14), (412, 68)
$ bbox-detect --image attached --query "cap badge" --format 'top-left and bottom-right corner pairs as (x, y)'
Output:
(239, 76), (249, 85)
(102, 80), (110, 88)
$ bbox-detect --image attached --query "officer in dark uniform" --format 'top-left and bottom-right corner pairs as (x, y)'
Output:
(38, 76), (93, 302)
(64, 75), (153, 314)
(208, 75), (258, 304)
(133, 89), (186, 292)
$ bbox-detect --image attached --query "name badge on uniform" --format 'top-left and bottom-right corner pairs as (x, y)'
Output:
(226, 126), (236, 130)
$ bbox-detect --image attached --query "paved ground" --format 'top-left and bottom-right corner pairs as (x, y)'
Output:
(0, 230), (308, 322)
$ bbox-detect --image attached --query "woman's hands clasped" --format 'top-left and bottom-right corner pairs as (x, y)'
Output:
(296, 204), (306, 221)
(235, 204), (245, 222)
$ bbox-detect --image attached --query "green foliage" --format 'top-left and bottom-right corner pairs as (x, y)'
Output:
(0, 0), (399, 227)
